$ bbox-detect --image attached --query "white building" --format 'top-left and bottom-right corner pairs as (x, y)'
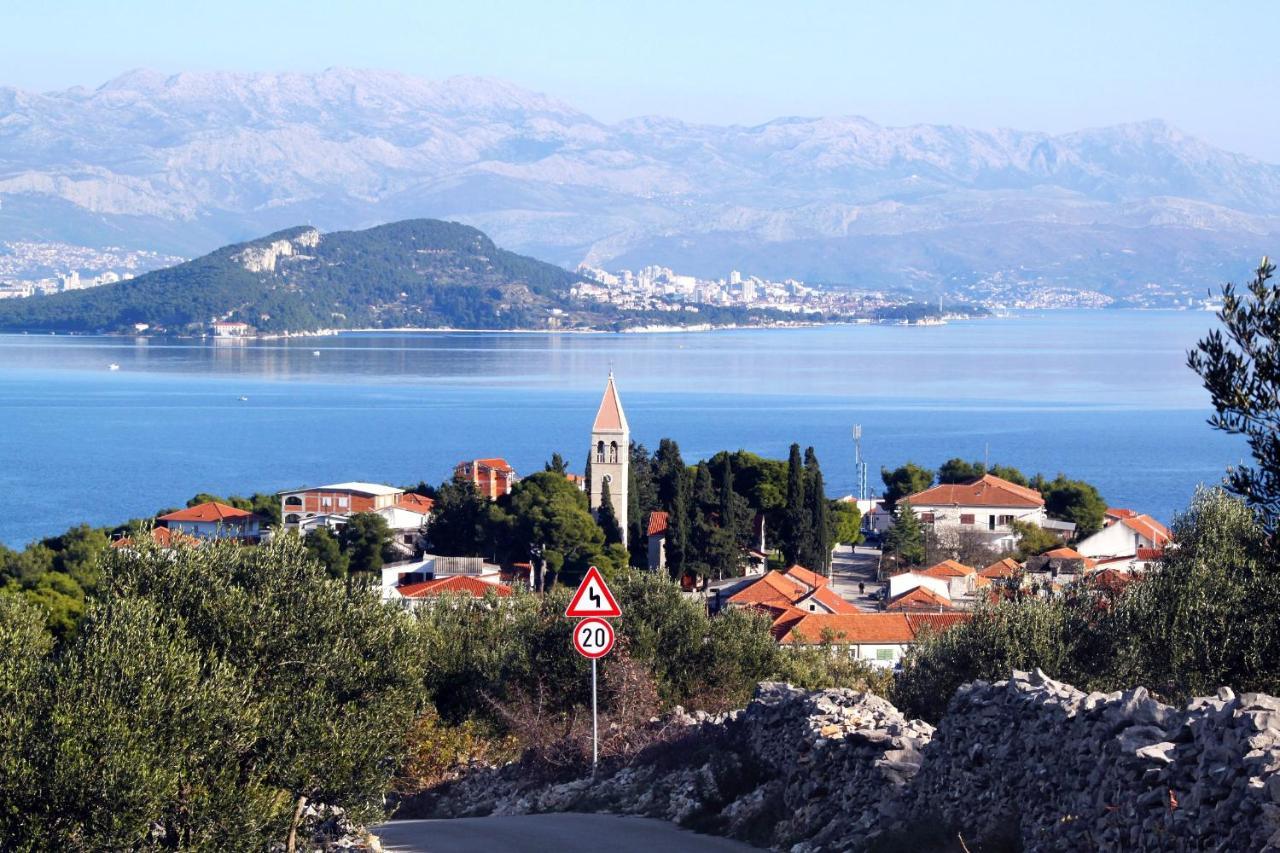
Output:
(1075, 510), (1171, 568)
(904, 474), (1047, 552)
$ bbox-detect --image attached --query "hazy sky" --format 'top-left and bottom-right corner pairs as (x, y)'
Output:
(5, 0), (1279, 160)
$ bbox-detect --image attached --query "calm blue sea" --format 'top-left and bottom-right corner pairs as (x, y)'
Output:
(0, 311), (1247, 547)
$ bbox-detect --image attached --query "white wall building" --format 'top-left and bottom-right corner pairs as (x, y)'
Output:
(904, 474), (1047, 552)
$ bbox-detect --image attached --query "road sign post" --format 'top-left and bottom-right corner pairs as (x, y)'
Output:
(567, 568), (621, 774)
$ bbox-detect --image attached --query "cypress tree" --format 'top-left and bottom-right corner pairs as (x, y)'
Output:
(597, 487), (623, 546)
(782, 443), (809, 566)
(718, 455), (740, 539)
(584, 448), (593, 505)
(804, 447), (831, 576)
(666, 469), (691, 580)
(627, 459), (645, 567)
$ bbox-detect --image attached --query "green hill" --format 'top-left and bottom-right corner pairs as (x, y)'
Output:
(0, 220), (595, 334)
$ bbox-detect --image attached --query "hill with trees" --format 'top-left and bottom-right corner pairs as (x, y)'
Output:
(0, 219), (600, 334)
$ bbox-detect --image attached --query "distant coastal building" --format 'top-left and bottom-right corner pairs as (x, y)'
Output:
(212, 321), (251, 338)
(589, 373), (629, 546)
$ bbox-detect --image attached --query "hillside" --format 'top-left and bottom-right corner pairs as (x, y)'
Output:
(0, 219), (594, 334)
(2, 69), (1279, 299)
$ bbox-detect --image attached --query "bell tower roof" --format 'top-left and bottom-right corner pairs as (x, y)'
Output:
(592, 373), (629, 434)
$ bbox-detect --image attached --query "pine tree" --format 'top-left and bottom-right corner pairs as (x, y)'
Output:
(782, 443), (809, 566)
(597, 487), (623, 546)
(884, 500), (926, 567)
(544, 453), (568, 474)
(804, 447), (831, 575)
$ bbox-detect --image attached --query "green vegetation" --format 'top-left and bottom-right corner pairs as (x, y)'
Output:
(0, 536), (423, 851)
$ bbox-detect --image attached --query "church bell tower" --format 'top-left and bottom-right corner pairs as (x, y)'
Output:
(590, 372), (630, 546)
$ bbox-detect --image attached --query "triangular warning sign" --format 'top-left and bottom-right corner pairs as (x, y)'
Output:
(565, 566), (622, 618)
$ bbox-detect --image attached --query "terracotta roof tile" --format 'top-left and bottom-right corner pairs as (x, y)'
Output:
(398, 577), (512, 599)
(886, 586), (956, 612)
(397, 493), (436, 513)
(803, 585), (860, 614)
(783, 564), (829, 589)
(1121, 514), (1172, 546)
(592, 374), (629, 432)
(919, 559), (976, 578)
(647, 510), (670, 536)
(727, 571), (807, 608)
(157, 502), (255, 523)
(908, 474), (1044, 509)
(979, 557), (1022, 578)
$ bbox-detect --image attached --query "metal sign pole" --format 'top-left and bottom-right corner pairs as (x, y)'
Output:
(591, 657), (599, 774)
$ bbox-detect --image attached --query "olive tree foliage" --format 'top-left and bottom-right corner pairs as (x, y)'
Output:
(2, 535), (425, 851)
(894, 489), (1280, 721)
(0, 596), (53, 848)
(1188, 257), (1280, 534)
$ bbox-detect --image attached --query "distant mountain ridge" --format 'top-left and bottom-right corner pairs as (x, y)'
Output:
(1, 68), (1277, 296)
(0, 219), (593, 333)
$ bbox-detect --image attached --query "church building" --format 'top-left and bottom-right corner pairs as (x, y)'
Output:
(589, 373), (630, 546)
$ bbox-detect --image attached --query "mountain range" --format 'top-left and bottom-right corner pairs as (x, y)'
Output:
(2, 68), (1278, 297)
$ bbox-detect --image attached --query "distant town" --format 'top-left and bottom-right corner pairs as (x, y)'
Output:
(0, 241), (184, 299)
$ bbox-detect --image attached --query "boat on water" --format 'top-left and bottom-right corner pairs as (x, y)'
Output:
(313, 350), (321, 356)
(238, 396), (249, 402)
(108, 363), (120, 371)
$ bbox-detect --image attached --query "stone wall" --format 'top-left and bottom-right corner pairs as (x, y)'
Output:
(415, 672), (1280, 851)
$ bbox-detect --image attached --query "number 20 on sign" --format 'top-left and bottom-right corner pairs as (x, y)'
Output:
(572, 617), (615, 659)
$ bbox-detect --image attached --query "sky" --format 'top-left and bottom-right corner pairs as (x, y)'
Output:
(4, 0), (1279, 160)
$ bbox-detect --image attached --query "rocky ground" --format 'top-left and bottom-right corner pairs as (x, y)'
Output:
(406, 672), (1280, 852)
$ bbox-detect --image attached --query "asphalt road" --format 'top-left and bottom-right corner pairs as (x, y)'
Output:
(375, 814), (760, 852)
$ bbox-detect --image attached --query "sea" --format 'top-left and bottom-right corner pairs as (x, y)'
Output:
(0, 311), (1248, 548)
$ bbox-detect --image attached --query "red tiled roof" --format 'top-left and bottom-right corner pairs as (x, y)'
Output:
(778, 611), (971, 645)
(1041, 547), (1097, 570)
(979, 557), (1022, 579)
(906, 613), (971, 634)
(919, 559), (976, 578)
(1135, 546), (1165, 561)
(1106, 507), (1138, 521)
(157, 502), (255, 523)
(1121, 514), (1171, 546)
(727, 571), (807, 608)
(469, 457), (514, 472)
(886, 585), (955, 612)
(1089, 568), (1137, 592)
(398, 577), (512, 599)
(397, 493), (436, 513)
(783, 564), (829, 589)
(907, 474), (1044, 509)
(647, 510), (670, 536)
(803, 585), (860, 614)
(112, 527), (199, 549)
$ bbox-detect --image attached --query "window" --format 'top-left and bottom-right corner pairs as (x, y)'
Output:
(876, 648), (895, 661)
(284, 496), (302, 508)
(960, 513), (975, 525)
(988, 515), (996, 531)
(596, 440), (605, 463)
(321, 497), (332, 508)
(999, 515), (1015, 526)
(609, 441), (619, 463)
(284, 514), (300, 524)
(338, 497), (349, 508)
(920, 512), (935, 524)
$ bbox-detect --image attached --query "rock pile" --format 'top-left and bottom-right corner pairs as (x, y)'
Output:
(907, 669), (1280, 851)
(416, 675), (1280, 851)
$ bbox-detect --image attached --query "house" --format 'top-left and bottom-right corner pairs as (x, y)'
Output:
(156, 502), (262, 540)
(723, 566), (859, 616)
(886, 585), (956, 613)
(280, 482), (405, 527)
(1075, 511), (1171, 568)
(886, 570), (952, 603)
(979, 557), (1022, 580)
(111, 526), (200, 551)
(647, 510), (669, 573)
(774, 611), (968, 668)
(917, 559), (978, 598)
(904, 474), (1047, 552)
(455, 458), (518, 500)
(1025, 546), (1096, 578)
(379, 554), (504, 601)
(387, 576), (512, 607)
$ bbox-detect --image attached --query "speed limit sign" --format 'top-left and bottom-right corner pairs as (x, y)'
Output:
(572, 617), (615, 659)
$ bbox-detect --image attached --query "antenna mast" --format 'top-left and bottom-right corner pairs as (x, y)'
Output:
(853, 425), (868, 502)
